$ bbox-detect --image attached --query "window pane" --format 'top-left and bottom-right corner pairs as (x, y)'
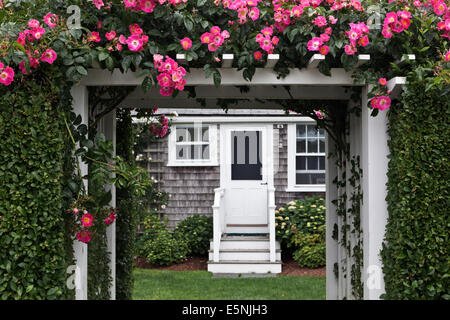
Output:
(296, 125), (306, 138)
(319, 156), (325, 170)
(296, 173), (326, 185)
(307, 156), (319, 170)
(296, 139), (306, 153)
(176, 145), (188, 159)
(296, 156), (306, 170)
(319, 138), (325, 153)
(307, 125), (318, 138)
(176, 127), (187, 142)
(307, 139), (318, 153)
(201, 127), (209, 142)
(202, 145), (210, 160)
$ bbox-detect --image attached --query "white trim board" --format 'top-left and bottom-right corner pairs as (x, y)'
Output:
(171, 116), (315, 124)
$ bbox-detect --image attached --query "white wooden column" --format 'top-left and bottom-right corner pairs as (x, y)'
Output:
(71, 85), (89, 300)
(100, 109), (117, 300)
(325, 132), (338, 300)
(360, 85), (389, 300)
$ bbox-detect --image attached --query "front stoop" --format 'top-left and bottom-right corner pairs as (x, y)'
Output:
(207, 235), (282, 276)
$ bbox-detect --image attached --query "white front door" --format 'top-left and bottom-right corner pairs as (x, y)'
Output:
(221, 124), (273, 233)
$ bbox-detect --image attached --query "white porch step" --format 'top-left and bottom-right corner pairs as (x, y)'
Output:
(208, 249), (281, 261)
(209, 236), (280, 250)
(226, 226), (269, 233)
(207, 261), (282, 274)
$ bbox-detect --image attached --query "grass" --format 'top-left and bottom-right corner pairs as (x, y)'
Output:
(133, 268), (325, 300)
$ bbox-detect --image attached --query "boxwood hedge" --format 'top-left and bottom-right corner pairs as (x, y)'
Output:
(381, 69), (450, 300)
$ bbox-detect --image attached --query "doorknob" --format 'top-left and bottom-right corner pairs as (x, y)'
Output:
(261, 182), (268, 185)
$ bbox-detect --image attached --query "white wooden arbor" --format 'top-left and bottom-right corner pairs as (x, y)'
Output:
(71, 53), (410, 300)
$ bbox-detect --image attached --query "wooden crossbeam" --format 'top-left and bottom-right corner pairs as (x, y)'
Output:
(176, 53), (186, 64)
(266, 54), (279, 68)
(308, 54), (325, 69)
(387, 76), (406, 99)
(355, 54), (371, 68)
(222, 54), (234, 68)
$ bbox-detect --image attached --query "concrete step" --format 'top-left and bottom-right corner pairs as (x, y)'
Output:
(207, 260), (282, 274)
(208, 249), (281, 261)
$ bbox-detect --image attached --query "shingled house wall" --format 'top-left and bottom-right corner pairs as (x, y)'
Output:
(139, 115), (324, 229)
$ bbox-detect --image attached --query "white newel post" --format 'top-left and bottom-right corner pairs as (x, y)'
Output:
(325, 132), (338, 300)
(360, 86), (389, 300)
(102, 109), (117, 300)
(71, 85), (89, 300)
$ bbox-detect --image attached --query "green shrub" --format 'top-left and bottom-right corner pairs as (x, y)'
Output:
(381, 69), (450, 300)
(173, 215), (213, 256)
(275, 196), (325, 248)
(0, 82), (68, 299)
(294, 242), (326, 268)
(292, 232), (326, 268)
(136, 214), (168, 257)
(143, 229), (188, 266)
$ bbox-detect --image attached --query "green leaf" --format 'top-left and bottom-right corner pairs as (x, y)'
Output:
(184, 18), (194, 32)
(98, 52), (109, 62)
(76, 66), (88, 76)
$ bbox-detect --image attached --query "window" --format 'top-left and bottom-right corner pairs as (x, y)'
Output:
(287, 123), (326, 192)
(168, 123), (218, 166)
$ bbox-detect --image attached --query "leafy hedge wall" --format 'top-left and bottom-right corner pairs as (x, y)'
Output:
(381, 69), (450, 300)
(0, 80), (67, 299)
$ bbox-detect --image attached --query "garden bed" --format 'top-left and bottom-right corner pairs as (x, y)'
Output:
(134, 257), (325, 277)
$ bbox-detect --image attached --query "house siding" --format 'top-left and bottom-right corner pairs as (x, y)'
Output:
(141, 119), (324, 229)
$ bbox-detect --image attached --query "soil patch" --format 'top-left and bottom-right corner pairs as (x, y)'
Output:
(135, 256), (325, 276)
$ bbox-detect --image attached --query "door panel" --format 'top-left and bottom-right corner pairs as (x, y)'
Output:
(222, 126), (269, 229)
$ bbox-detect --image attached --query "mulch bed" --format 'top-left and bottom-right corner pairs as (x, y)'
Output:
(135, 256), (325, 277)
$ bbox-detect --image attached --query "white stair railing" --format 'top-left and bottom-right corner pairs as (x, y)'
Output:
(212, 188), (225, 262)
(268, 188), (276, 262)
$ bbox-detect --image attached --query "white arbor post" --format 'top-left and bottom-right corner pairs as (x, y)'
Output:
(325, 133), (338, 300)
(71, 85), (89, 300)
(99, 109), (117, 300)
(360, 86), (389, 299)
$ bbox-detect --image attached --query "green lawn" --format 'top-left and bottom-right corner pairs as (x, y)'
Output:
(133, 269), (325, 300)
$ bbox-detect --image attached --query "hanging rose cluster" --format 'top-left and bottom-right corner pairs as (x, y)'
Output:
(382, 11), (412, 39)
(150, 114), (170, 138)
(370, 77), (392, 111)
(92, 23), (149, 53)
(216, 0), (262, 24)
(0, 14), (59, 86)
(200, 26), (230, 52)
(154, 54), (187, 96)
(122, 0), (187, 12)
(71, 206), (117, 244)
(344, 22), (370, 55)
(255, 27), (279, 53)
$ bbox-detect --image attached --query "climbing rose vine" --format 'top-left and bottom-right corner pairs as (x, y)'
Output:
(0, 0), (448, 114)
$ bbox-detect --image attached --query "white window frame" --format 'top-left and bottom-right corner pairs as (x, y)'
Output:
(286, 123), (326, 192)
(167, 123), (218, 166)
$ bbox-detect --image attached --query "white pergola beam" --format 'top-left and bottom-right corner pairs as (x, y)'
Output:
(119, 98), (277, 109)
(355, 54), (371, 68)
(387, 76), (406, 99)
(176, 54), (186, 64)
(266, 54), (279, 68)
(222, 54), (234, 68)
(308, 54), (325, 69)
(124, 86), (351, 101)
(82, 67), (359, 86)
